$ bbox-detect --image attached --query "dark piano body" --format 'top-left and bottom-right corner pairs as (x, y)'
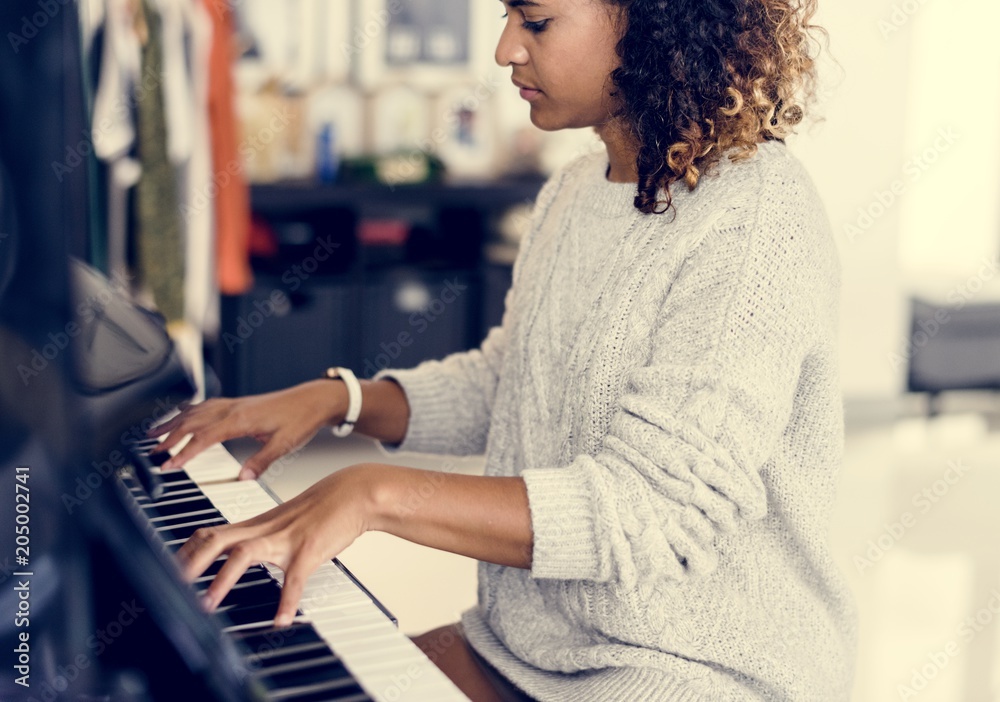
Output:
(0, 1), (466, 699)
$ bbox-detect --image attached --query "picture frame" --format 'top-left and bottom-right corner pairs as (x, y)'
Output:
(353, 0), (501, 90)
(432, 83), (498, 179)
(233, 0), (353, 88)
(371, 83), (431, 153)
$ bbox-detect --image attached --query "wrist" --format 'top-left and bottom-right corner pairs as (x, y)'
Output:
(300, 378), (347, 427)
(344, 462), (399, 534)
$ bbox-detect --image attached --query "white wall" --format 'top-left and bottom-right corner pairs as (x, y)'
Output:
(786, 2), (912, 403)
(791, 0), (1000, 406)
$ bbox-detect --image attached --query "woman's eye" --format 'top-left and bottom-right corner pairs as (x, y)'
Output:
(500, 11), (548, 33)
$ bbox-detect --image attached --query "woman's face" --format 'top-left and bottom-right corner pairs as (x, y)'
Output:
(495, 0), (622, 132)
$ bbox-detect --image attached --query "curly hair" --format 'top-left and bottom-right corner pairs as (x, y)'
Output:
(604, 0), (829, 215)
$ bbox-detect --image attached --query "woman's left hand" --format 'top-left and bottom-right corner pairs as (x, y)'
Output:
(176, 463), (377, 627)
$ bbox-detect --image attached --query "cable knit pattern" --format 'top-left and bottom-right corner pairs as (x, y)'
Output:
(373, 141), (857, 701)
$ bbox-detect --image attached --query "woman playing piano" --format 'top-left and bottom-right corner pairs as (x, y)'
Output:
(152, 0), (857, 699)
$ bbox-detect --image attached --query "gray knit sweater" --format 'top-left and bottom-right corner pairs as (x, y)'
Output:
(372, 140), (858, 701)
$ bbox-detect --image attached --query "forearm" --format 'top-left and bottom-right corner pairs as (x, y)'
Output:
(352, 378), (410, 446)
(305, 376), (410, 446)
(364, 464), (533, 569)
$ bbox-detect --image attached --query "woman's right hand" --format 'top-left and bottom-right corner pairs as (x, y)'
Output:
(148, 380), (347, 480)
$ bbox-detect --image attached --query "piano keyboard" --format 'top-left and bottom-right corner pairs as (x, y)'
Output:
(122, 440), (469, 702)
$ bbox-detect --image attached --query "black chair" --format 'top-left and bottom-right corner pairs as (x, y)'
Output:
(906, 297), (1000, 416)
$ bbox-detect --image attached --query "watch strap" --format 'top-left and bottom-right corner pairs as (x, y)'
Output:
(324, 366), (361, 437)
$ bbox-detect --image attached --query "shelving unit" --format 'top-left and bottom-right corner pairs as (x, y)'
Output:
(213, 177), (544, 396)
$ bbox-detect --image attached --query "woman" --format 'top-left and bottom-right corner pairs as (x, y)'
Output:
(153, 0), (857, 698)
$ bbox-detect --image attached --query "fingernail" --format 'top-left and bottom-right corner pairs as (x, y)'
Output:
(201, 594), (216, 612)
(274, 614), (291, 628)
(238, 467), (253, 481)
(162, 460), (174, 471)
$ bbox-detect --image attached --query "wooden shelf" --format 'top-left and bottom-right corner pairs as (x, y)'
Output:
(250, 176), (546, 216)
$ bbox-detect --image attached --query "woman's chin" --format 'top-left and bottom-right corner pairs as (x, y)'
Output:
(528, 109), (568, 133)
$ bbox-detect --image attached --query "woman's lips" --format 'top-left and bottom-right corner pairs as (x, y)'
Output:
(519, 87), (542, 101)
(513, 79), (542, 101)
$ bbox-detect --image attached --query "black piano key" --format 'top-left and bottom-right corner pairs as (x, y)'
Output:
(123, 473), (196, 502)
(157, 518), (227, 542)
(135, 489), (205, 509)
(256, 658), (359, 696)
(126, 437), (171, 459)
(215, 580), (283, 610)
(252, 644), (333, 670)
(153, 479), (199, 492)
(141, 496), (216, 517)
(145, 449), (171, 467)
(272, 689), (370, 702)
(151, 468), (194, 483)
(133, 481), (200, 498)
(149, 508), (222, 528)
(231, 622), (320, 647)
(193, 566), (271, 591)
(222, 618), (372, 701)
(216, 602), (301, 629)
(198, 558), (231, 578)
(275, 691), (370, 702)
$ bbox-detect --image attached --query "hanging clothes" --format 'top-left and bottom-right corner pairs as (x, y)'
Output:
(178, 0), (218, 338)
(134, 0), (185, 322)
(91, 0), (143, 281)
(205, 0), (252, 296)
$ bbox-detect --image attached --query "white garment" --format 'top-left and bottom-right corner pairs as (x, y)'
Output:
(89, 0), (218, 396)
(180, 0), (216, 342)
(91, 0), (141, 162)
(374, 141), (857, 700)
(156, 0), (195, 165)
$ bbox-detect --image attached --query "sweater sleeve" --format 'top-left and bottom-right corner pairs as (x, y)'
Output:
(521, 177), (838, 586)
(372, 169), (568, 456)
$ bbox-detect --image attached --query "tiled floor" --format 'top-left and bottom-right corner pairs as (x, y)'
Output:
(235, 396), (1000, 702)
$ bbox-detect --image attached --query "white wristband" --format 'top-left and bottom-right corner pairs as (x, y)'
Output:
(325, 366), (361, 437)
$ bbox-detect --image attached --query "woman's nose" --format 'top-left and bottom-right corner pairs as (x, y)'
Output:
(495, 22), (528, 67)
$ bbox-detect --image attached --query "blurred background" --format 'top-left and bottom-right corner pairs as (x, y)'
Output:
(14, 0), (1000, 699)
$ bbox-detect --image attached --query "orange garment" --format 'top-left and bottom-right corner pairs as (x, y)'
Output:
(205, 0), (252, 294)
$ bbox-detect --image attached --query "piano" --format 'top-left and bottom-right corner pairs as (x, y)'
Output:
(120, 438), (470, 702)
(0, 1), (469, 697)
